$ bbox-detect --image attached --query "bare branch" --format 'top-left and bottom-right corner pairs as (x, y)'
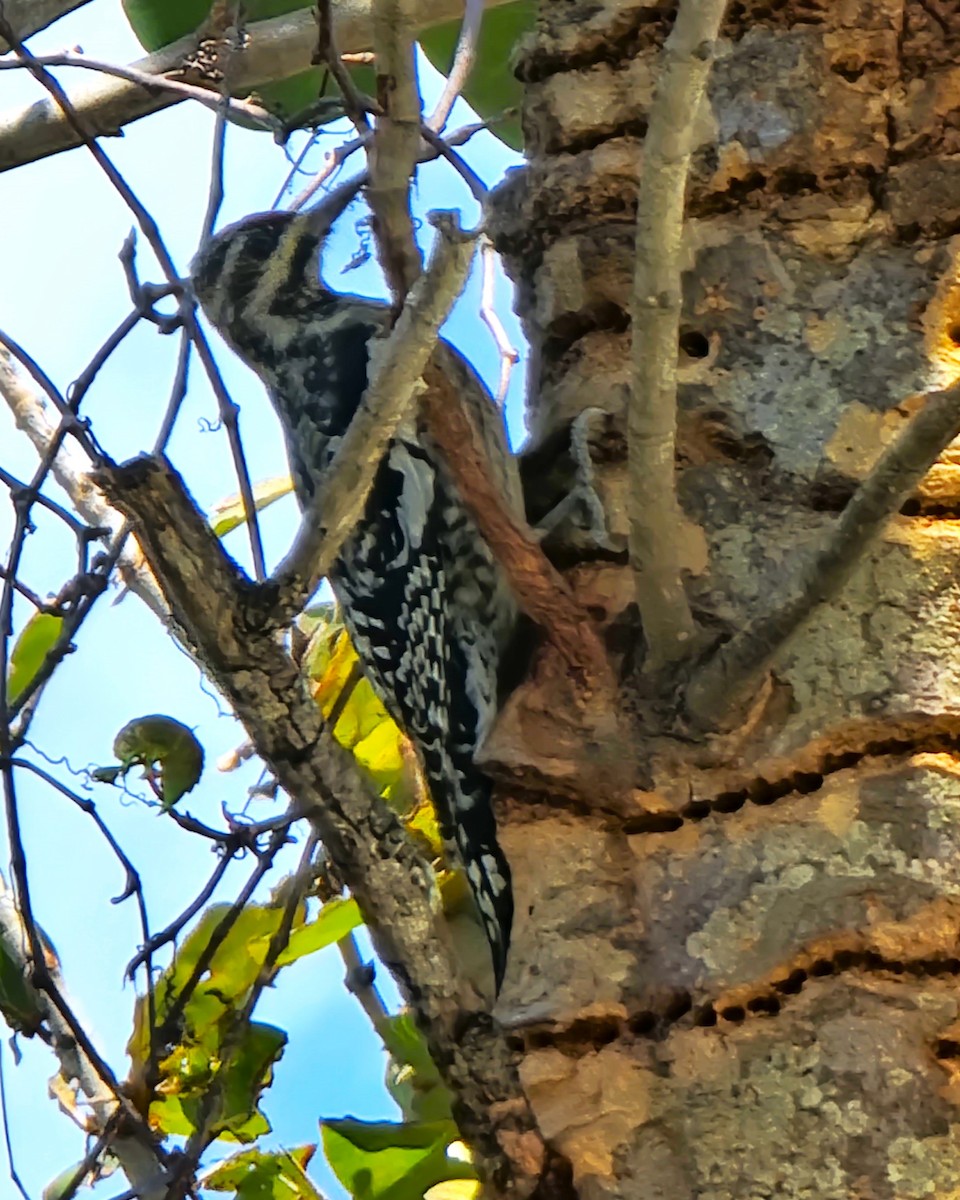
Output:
(0, 53), (274, 128)
(685, 380), (960, 725)
(0, 0), (518, 174)
(629, 0), (727, 669)
(367, 0), (423, 299)
(273, 210), (478, 612)
(313, 0), (372, 136)
(426, 0), (483, 133)
(0, 348), (167, 621)
(479, 238), (519, 405)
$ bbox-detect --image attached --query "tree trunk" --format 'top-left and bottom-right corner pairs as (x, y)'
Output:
(488, 3), (960, 1196)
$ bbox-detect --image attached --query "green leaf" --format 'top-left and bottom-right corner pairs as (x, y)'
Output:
(159, 903), (301, 1011)
(43, 1162), (85, 1200)
(381, 1013), (452, 1124)
(111, 714), (204, 808)
(7, 611), (64, 706)
(0, 939), (45, 1037)
(321, 1119), (475, 1200)
(419, 1), (535, 150)
(204, 1145), (320, 1199)
(129, 892), (358, 1144)
(210, 474), (294, 537)
(278, 897), (362, 965)
(121, 0), (309, 53)
(149, 1020), (284, 1142)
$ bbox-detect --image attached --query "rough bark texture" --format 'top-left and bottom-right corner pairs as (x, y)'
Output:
(487, 1), (960, 1196)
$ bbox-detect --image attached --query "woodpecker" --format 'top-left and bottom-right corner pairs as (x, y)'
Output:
(191, 210), (520, 990)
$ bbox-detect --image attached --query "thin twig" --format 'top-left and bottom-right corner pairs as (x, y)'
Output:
(685, 379), (960, 725)
(0, 464), (90, 537)
(0, 0), (518, 173)
(479, 237), (518, 406)
(0, 1041), (31, 1200)
(152, 330), (193, 454)
(0, 26), (268, 581)
(629, 0), (727, 669)
(0, 351), (167, 622)
(0, 842), (169, 1200)
(158, 826), (290, 1042)
(41, 1126), (115, 1200)
(314, 0), (373, 135)
(178, 833), (320, 1180)
(0, 53), (274, 129)
(339, 930), (391, 1030)
(418, 123), (486, 201)
(273, 211), (478, 608)
(426, 0), (483, 132)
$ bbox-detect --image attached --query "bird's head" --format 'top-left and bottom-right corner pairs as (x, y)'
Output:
(190, 209), (320, 333)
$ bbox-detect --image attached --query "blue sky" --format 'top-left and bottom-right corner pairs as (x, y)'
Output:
(0, 4), (526, 1196)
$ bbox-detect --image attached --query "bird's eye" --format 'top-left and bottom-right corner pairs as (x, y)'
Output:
(238, 224), (287, 266)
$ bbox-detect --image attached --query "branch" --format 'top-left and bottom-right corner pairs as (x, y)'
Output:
(0, 0), (517, 174)
(0, 348), (167, 621)
(0, 877), (170, 1200)
(628, 0), (727, 669)
(0, 0), (91, 49)
(0, 52), (275, 128)
(426, 0), (483, 133)
(367, 0), (423, 299)
(94, 456), (553, 1196)
(685, 380), (960, 725)
(273, 210), (477, 612)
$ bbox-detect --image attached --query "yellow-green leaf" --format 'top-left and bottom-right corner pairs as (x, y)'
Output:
(278, 897), (362, 965)
(321, 1119), (475, 1200)
(203, 1145), (319, 1199)
(210, 475), (294, 537)
(7, 611), (64, 706)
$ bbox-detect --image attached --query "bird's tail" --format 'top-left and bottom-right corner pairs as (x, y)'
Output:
(420, 746), (513, 992)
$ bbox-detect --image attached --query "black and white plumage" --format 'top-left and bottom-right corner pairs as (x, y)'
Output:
(191, 210), (521, 990)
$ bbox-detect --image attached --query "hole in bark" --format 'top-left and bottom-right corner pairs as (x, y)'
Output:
(681, 799), (711, 821)
(623, 812), (684, 834)
(628, 1011), (657, 1035)
(810, 958), (835, 976)
(772, 969), (807, 994)
(694, 1004), (718, 1026)
(936, 1038), (960, 1059)
(834, 949), (859, 970)
(831, 61), (866, 82)
(746, 994), (781, 1016)
(794, 771), (825, 794)
(948, 324), (960, 346)
(679, 330), (710, 358)
(777, 170), (819, 196)
(719, 1005), (746, 1023)
(664, 991), (692, 1022)
(713, 791), (746, 813)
